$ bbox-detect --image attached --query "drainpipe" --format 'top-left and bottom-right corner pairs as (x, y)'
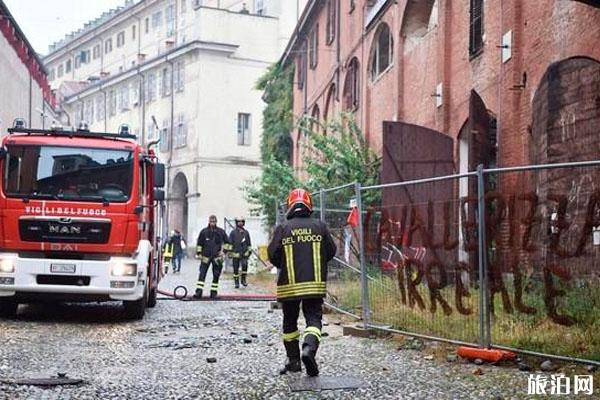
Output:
(28, 74), (33, 128)
(136, 68), (146, 145)
(164, 58), (176, 234)
(336, 0), (341, 101)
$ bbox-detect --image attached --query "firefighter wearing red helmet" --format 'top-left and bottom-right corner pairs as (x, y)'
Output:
(268, 188), (336, 376)
(229, 216), (252, 288)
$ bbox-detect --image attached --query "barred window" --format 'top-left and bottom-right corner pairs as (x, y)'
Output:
(469, 0), (484, 56)
(93, 44), (101, 59)
(166, 4), (176, 37)
(152, 11), (163, 29)
(160, 67), (171, 97)
(65, 59), (72, 73)
(343, 57), (360, 110)
(105, 38), (113, 54)
(84, 100), (94, 124)
(132, 81), (140, 107)
(326, 0), (337, 45)
(309, 25), (319, 69)
(146, 72), (156, 102)
(237, 113), (251, 146)
(297, 41), (306, 89)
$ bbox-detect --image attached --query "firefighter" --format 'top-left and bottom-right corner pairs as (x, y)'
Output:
(169, 229), (186, 273)
(229, 217), (252, 288)
(194, 215), (232, 299)
(268, 189), (336, 376)
(162, 233), (174, 274)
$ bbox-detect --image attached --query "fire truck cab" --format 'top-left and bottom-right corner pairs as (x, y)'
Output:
(0, 121), (165, 319)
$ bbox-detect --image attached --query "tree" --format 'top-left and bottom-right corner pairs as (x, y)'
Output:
(255, 63), (294, 163)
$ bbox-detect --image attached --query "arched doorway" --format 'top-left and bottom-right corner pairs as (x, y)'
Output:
(170, 172), (189, 240)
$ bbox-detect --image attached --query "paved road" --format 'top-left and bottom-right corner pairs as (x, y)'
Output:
(0, 259), (532, 399)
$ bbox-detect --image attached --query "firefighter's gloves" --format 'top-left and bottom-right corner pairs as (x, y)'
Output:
(195, 246), (203, 259)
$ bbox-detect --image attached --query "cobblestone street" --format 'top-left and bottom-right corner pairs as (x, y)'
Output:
(0, 259), (532, 399)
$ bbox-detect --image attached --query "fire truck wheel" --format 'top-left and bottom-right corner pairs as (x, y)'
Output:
(147, 287), (157, 308)
(0, 298), (18, 319)
(123, 280), (148, 320)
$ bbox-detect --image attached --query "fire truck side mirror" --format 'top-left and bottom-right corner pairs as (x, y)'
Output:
(153, 188), (165, 202)
(154, 163), (165, 188)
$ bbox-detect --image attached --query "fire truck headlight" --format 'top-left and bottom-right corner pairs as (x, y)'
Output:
(111, 263), (137, 277)
(0, 259), (15, 273)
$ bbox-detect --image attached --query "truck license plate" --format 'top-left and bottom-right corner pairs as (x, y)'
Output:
(50, 263), (76, 274)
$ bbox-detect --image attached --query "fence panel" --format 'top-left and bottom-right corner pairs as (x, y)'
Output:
(484, 165), (600, 362)
(361, 174), (483, 346)
(319, 185), (363, 319)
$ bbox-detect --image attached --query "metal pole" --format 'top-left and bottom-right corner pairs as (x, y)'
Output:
(319, 190), (325, 222)
(355, 181), (370, 330)
(476, 164), (490, 348)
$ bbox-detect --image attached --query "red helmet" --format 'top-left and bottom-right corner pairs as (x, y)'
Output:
(286, 188), (313, 217)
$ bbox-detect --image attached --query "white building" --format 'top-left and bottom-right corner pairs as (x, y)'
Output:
(43, 0), (307, 249)
(0, 1), (56, 133)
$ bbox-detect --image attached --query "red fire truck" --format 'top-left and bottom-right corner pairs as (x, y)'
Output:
(0, 121), (165, 319)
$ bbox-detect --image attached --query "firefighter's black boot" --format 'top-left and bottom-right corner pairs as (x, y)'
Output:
(279, 340), (301, 375)
(241, 274), (247, 287)
(234, 276), (240, 289)
(193, 289), (202, 299)
(210, 290), (218, 299)
(301, 334), (320, 377)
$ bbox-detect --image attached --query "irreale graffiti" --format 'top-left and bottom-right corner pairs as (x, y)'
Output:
(365, 189), (600, 326)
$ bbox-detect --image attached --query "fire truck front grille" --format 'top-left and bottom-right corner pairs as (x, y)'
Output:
(19, 219), (111, 244)
(36, 275), (91, 286)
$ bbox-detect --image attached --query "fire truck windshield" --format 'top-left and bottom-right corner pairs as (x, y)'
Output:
(3, 145), (134, 203)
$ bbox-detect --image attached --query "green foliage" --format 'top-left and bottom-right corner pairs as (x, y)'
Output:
(255, 63), (294, 163)
(299, 114), (382, 206)
(243, 157), (300, 227)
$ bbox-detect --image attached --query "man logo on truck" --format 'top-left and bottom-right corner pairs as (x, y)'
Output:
(48, 224), (81, 234)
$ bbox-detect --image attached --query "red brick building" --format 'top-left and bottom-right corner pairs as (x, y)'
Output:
(281, 0), (600, 174)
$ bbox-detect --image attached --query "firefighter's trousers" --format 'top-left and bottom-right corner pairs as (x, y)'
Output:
(281, 298), (323, 359)
(232, 257), (248, 285)
(196, 257), (223, 294)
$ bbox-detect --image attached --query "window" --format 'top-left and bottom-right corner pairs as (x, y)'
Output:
(65, 59), (72, 73)
(469, 0), (484, 56)
(159, 119), (170, 153)
(310, 105), (320, 133)
(370, 23), (393, 80)
(108, 90), (117, 117)
(96, 95), (105, 122)
(132, 25), (136, 40)
(84, 99), (94, 123)
(166, 4), (175, 37)
(74, 55), (81, 69)
(76, 103), (84, 125)
(80, 50), (91, 64)
(297, 42), (306, 89)
(255, 0), (265, 15)
(117, 31), (125, 47)
(105, 38), (113, 54)
(237, 113), (251, 146)
(48, 68), (55, 81)
(174, 114), (187, 148)
(309, 25), (319, 69)
(145, 17), (150, 33)
(152, 11), (163, 29)
(147, 122), (157, 141)
(93, 44), (101, 59)
(343, 58), (360, 110)
(57, 65), (64, 78)
(146, 72), (156, 102)
(326, 0), (337, 44)
(174, 61), (185, 92)
(119, 85), (130, 111)
(160, 67), (171, 97)
(132, 80), (140, 106)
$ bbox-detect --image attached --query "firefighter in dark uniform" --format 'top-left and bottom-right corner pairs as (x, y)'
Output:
(194, 215), (232, 299)
(268, 189), (336, 376)
(229, 217), (252, 288)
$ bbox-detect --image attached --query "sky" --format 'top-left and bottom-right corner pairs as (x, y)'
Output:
(4, 0), (127, 56)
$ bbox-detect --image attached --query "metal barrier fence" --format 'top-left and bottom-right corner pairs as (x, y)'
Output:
(278, 160), (600, 365)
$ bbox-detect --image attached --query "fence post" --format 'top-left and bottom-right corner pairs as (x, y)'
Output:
(319, 190), (325, 222)
(355, 181), (370, 330)
(476, 164), (490, 348)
